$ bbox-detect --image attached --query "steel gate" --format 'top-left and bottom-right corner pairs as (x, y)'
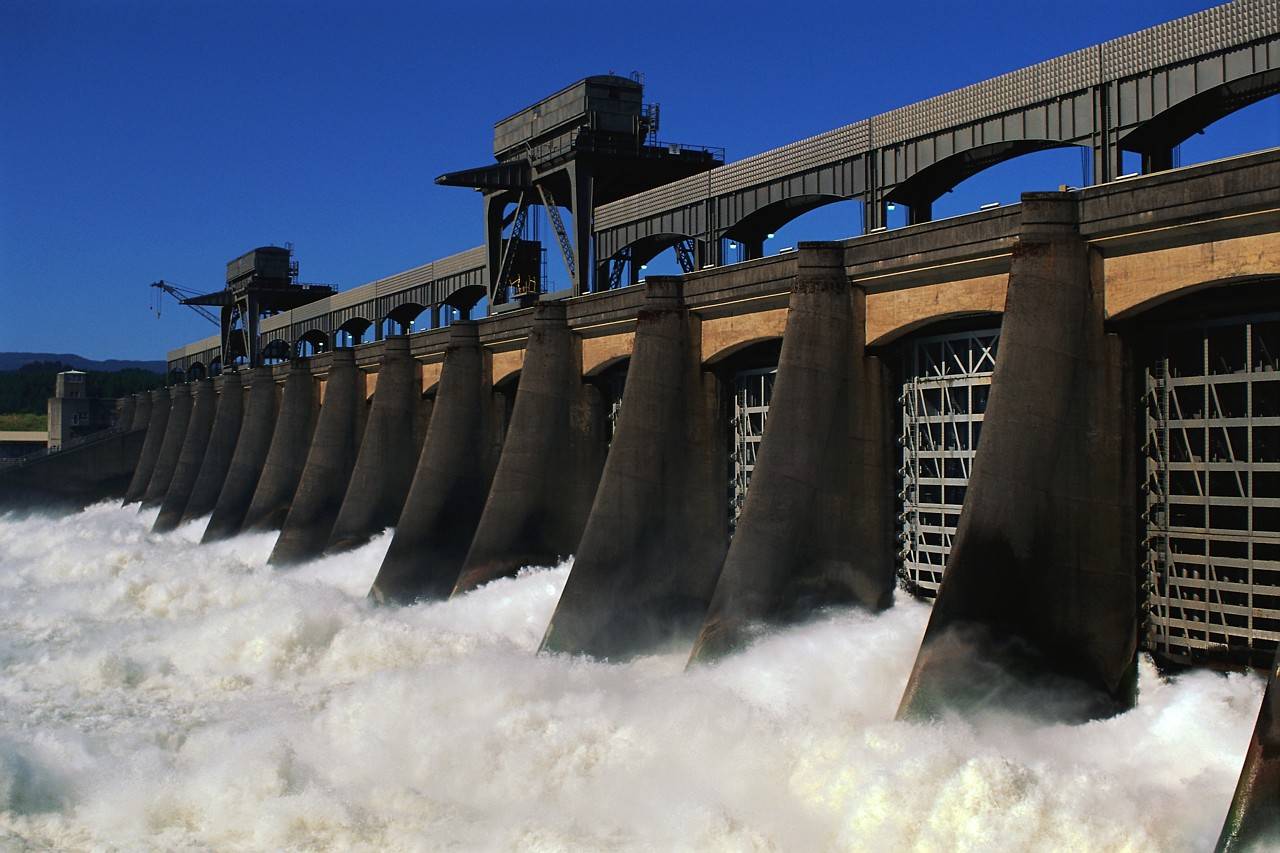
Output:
(1144, 314), (1280, 666)
(729, 367), (776, 532)
(899, 328), (1000, 597)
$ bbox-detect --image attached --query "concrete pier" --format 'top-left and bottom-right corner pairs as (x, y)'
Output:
(897, 194), (1137, 721)
(203, 366), (279, 542)
(116, 395), (136, 432)
(123, 387), (170, 505)
(152, 378), (216, 532)
(454, 303), (607, 595)
(369, 322), (499, 604)
(242, 361), (319, 533)
(540, 278), (728, 660)
(1217, 651), (1280, 851)
(690, 244), (894, 664)
(325, 337), (425, 554)
(139, 383), (192, 509)
(129, 390), (152, 433)
(180, 370), (244, 525)
(269, 351), (367, 566)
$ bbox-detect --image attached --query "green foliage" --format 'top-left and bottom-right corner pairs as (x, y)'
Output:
(0, 412), (47, 431)
(0, 362), (163, 414)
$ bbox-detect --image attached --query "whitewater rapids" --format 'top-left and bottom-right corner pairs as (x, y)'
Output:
(0, 502), (1265, 851)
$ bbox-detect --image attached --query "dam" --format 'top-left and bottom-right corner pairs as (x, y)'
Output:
(2, 1), (1278, 847)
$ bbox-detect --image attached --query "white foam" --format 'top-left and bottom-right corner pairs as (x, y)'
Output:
(0, 502), (1264, 850)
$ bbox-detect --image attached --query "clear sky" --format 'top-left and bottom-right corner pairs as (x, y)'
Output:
(2, 0), (1276, 360)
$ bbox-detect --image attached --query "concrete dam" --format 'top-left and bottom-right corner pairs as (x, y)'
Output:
(3, 1), (1278, 846)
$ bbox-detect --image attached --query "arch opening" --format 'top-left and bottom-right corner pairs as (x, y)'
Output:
(1121, 71), (1280, 174)
(723, 195), (863, 261)
(261, 339), (291, 365)
(1128, 279), (1280, 669)
(885, 141), (1090, 224)
(296, 330), (329, 358)
(890, 316), (1003, 600)
(335, 318), (372, 349)
(187, 362), (207, 381)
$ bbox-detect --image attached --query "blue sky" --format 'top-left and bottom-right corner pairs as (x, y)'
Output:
(2, 0), (1276, 360)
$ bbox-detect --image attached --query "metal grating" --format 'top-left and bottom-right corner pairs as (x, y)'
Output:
(1143, 313), (1280, 666)
(729, 367), (776, 533)
(899, 328), (1000, 596)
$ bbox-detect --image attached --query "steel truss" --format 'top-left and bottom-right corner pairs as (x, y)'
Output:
(1144, 314), (1280, 665)
(898, 328), (1000, 596)
(729, 367), (776, 532)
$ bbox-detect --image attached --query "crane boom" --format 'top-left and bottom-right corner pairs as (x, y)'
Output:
(150, 280), (219, 325)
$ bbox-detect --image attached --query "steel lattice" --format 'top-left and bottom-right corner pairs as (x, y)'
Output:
(898, 328), (1000, 597)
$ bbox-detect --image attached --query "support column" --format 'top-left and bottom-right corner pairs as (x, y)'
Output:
(454, 303), (607, 595)
(897, 192), (1137, 722)
(241, 361), (319, 532)
(326, 337), (425, 554)
(129, 391), (152, 433)
(203, 367), (278, 542)
(269, 351), (366, 566)
(153, 379), (216, 532)
(369, 322), (498, 603)
(690, 244), (894, 664)
(180, 370), (244, 526)
(1216, 651), (1280, 851)
(123, 388), (169, 505)
(540, 277), (728, 660)
(140, 383), (193, 509)
(116, 395), (136, 432)
(569, 166), (594, 295)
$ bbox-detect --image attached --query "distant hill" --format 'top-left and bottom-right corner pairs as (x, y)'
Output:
(0, 352), (165, 373)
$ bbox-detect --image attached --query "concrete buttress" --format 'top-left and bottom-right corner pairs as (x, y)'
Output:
(241, 361), (319, 533)
(123, 387), (170, 505)
(369, 322), (499, 603)
(140, 383), (193, 509)
(117, 395), (136, 432)
(454, 303), (607, 595)
(540, 277), (728, 660)
(129, 391), (152, 433)
(1217, 650), (1280, 850)
(897, 192), (1138, 721)
(325, 337), (425, 554)
(689, 243), (894, 664)
(203, 367), (279, 542)
(180, 371), (244, 526)
(269, 350), (367, 566)
(153, 378), (216, 532)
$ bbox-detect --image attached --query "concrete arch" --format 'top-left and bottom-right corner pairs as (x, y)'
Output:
(584, 353), (631, 379)
(1120, 69), (1280, 170)
(701, 308), (788, 366)
(1105, 230), (1280, 321)
(491, 349), (524, 386)
(187, 362), (207, 381)
(600, 233), (692, 272)
(208, 358), (222, 377)
(168, 368), (186, 383)
(581, 332), (635, 377)
(885, 140), (1083, 222)
(864, 274), (1009, 347)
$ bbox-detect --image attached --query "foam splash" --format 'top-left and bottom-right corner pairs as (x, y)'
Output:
(0, 502), (1264, 851)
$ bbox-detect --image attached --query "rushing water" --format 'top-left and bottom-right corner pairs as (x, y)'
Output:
(0, 502), (1266, 851)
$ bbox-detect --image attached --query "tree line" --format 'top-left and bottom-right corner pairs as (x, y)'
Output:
(0, 361), (164, 414)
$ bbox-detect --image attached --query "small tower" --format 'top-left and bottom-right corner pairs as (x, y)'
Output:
(47, 370), (88, 450)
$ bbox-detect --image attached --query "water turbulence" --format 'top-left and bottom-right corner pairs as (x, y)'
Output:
(0, 503), (1265, 850)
